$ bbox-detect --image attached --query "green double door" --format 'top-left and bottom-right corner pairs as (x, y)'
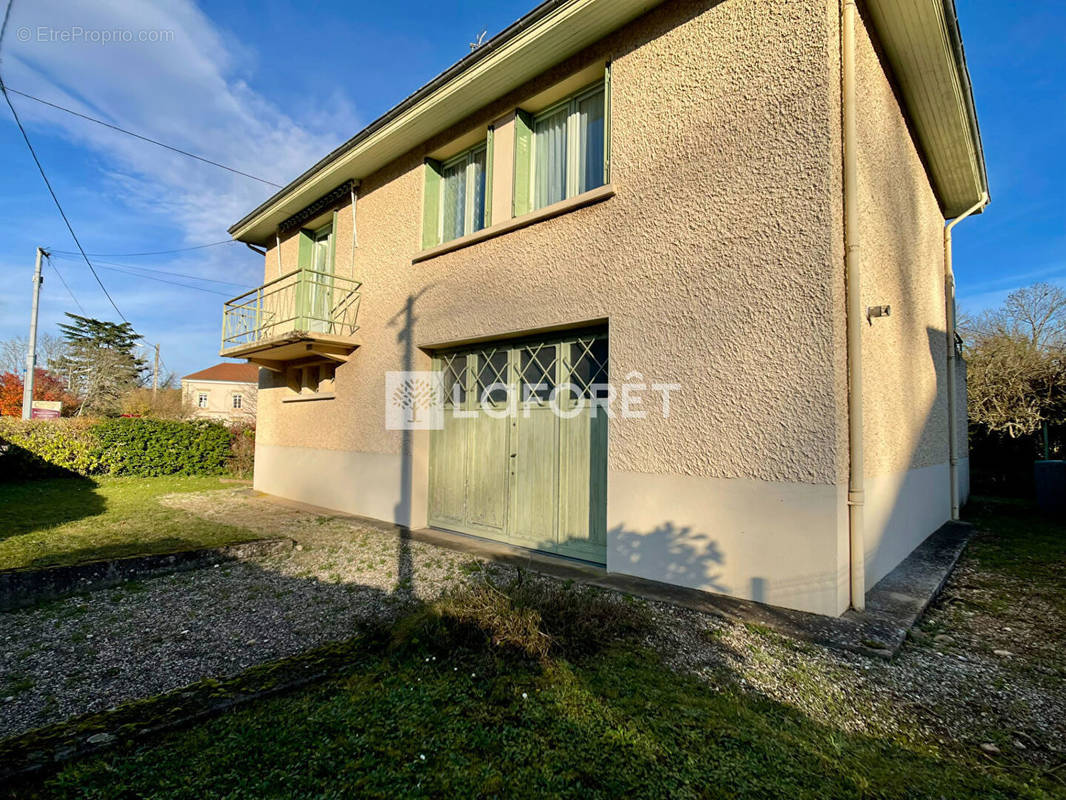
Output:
(429, 330), (608, 564)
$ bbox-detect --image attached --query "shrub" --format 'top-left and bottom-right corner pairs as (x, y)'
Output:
(0, 417), (105, 478)
(0, 417), (237, 479)
(228, 422), (256, 478)
(390, 568), (653, 663)
(93, 418), (232, 477)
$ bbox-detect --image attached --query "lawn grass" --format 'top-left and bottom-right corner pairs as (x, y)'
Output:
(15, 567), (1062, 799)
(30, 647), (1051, 800)
(0, 477), (261, 571)
(949, 495), (1066, 679)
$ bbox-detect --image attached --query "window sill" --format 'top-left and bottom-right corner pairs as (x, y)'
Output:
(413, 183), (615, 263)
(282, 393), (336, 403)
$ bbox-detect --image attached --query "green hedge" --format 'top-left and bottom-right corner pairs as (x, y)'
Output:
(0, 417), (237, 479)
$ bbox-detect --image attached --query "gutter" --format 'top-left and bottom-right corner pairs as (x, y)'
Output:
(943, 0), (990, 206)
(842, 0), (865, 611)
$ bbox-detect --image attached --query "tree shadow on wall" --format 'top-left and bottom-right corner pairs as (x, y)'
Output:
(605, 521), (727, 594)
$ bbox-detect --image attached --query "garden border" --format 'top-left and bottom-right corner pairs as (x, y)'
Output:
(0, 538), (294, 612)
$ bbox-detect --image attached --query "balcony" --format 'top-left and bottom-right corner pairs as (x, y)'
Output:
(220, 268), (361, 367)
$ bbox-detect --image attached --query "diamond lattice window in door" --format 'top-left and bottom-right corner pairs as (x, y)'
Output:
(518, 343), (557, 402)
(440, 353), (467, 407)
(475, 348), (509, 405)
(567, 336), (608, 399)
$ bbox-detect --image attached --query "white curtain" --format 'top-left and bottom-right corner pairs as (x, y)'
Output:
(442, 159), (466, 241)
(578, 88), (605, 194)
(535, 107), (568, 209)
(470, 148), (487, 232)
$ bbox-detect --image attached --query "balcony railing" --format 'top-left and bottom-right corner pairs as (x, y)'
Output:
(221, 268), (361, 354)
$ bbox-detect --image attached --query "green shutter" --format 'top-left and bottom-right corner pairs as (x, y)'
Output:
(328, 211), (338, 271)
(512, 109), (533, 217)
(484, 127), (494, 229)
(422, 158), (442, 249)
(296, 230), (313, 328)
(297, 229), (314, 268)
(604, 62), (612, 184)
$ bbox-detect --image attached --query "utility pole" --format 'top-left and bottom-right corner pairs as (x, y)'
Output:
(21, 247), (47, 420)
(152, 343), (160, 397)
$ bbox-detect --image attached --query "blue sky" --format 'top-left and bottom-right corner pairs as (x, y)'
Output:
(0, 0), (1062, 380)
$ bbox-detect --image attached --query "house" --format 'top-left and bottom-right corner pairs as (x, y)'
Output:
(220, 0), (988, 616)
(181, 363), (258, 422)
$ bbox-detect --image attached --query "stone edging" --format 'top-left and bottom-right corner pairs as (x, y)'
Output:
(0, 538), (295, 612)
(0, 636), (368, 786)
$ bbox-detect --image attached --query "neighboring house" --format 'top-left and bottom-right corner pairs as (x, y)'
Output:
(220, 0), (988, 616)
(181, 363), (258, 422)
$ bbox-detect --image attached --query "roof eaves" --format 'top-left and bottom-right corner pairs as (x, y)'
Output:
(227, 0), (572, 238)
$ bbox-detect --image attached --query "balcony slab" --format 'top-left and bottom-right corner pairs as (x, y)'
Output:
(220, 332), (360, 366)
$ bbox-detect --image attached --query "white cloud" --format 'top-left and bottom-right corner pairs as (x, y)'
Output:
(3, 0), (357, 243)
(957, 263), (1066, 313)
(0, 0), (359, 376)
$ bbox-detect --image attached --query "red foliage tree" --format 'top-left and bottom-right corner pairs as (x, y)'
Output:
(0, 369), (78, 416)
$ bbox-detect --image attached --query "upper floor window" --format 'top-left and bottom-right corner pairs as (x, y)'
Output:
(418, 64), (610, 252)
(197, 392), (208, 408)
(441, 146), (488, 243)
(232, 394), (243, 410)
(531, 84), (606, 210)
(422, 142), (489, 249)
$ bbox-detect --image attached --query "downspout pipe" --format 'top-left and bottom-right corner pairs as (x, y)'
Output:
(842, 0), (865, 611)
(945, 192), (989, 519)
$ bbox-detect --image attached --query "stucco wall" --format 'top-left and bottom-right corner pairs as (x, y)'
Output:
(853, 8), (951, 587)
(252, 0), (853, 614)
(260, 0), (846, 481)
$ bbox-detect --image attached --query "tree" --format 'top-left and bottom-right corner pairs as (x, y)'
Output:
(0, 369), (78, 416)
(960, 283), (1066, 439)
(0, 334), (69, 375)
(51, 314), (147, 416)
(120, 387), (188, 419)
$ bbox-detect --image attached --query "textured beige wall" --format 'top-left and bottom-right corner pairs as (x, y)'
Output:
(258, 0), (848, 489)
(852, 8), (954, 586)
(854, 8), (949, 479)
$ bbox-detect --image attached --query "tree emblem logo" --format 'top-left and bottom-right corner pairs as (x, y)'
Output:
(385, 371), (444, 430)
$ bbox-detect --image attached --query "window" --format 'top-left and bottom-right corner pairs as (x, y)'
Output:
(439, 145), (488, 244)
(527, 82), (607, 212)
(232, 394), (243, 410)
(197, 393), (208, 408)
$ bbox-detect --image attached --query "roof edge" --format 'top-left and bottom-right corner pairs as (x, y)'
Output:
(943, 0), (989, 214)
(228, 0), (573, 239)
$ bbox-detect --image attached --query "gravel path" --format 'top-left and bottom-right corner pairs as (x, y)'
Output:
(0, 491), (474, 739)
(2, 488), (1063, 773)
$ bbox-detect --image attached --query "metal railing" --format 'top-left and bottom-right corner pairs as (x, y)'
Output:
(221, 268), (361, 352)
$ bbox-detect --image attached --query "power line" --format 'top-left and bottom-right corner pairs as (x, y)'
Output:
(45, 254), (86, 313)
(50, 239), (239, 257)
(1, 81), (129, 322)
(51, 253), (251, 288)
(91, 262), (233, 296)
(2, 85), (284, 188)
